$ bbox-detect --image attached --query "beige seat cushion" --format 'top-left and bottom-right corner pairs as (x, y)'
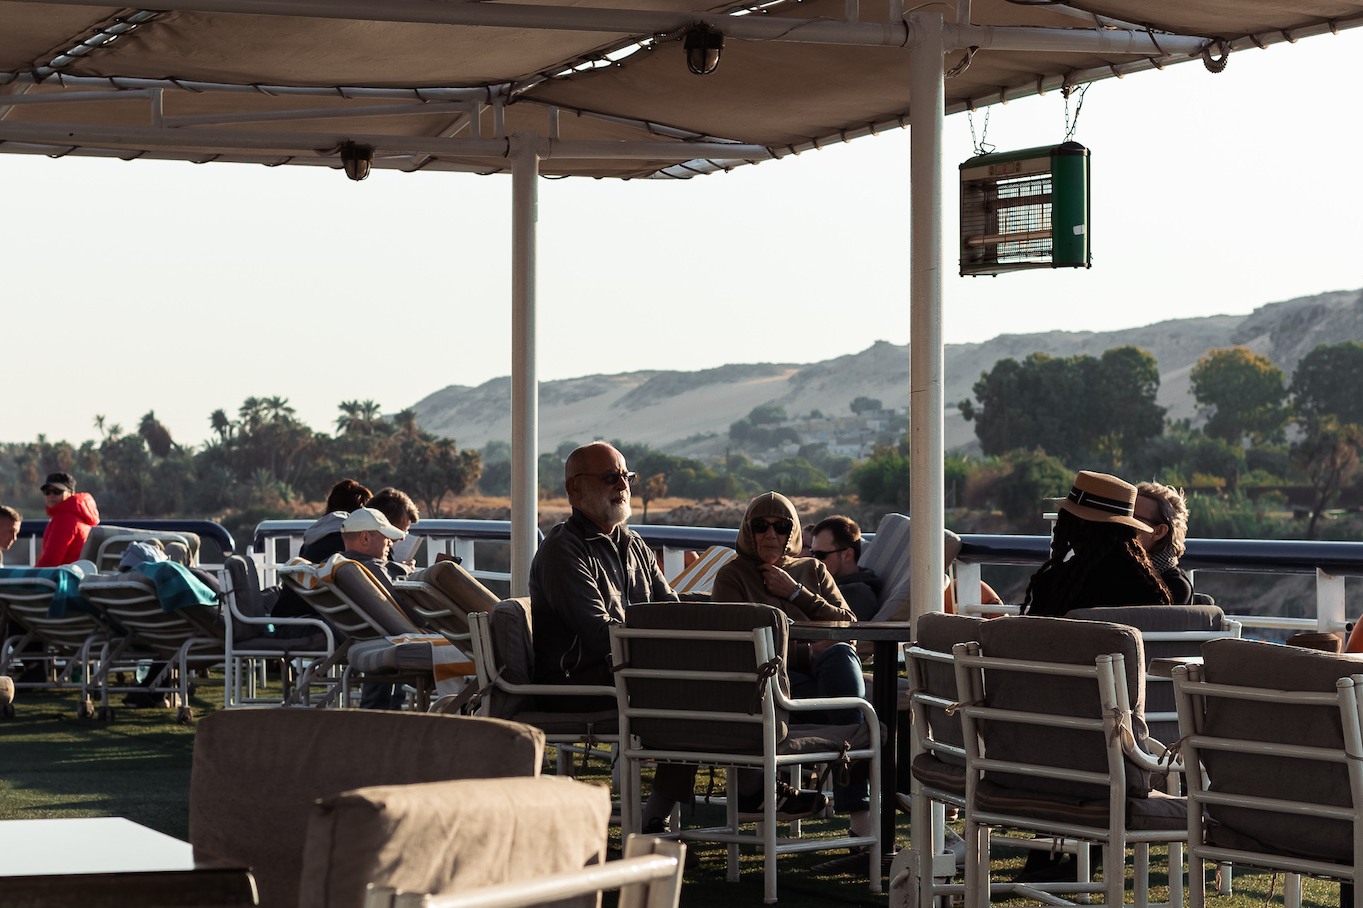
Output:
(189, 709), (545, 908)
(299, 776), (609, 908)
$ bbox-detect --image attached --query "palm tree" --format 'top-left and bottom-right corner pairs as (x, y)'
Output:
(138, 410), (175, 458)
(359, 400), (382, 423)
(209, 409), (233, 442)
(336, 400), (363, 434)
(264, 396), (295, 424)
(238, 396), (266, 433)
(92, 414), (107, 439)
(394, 408), (419, 439)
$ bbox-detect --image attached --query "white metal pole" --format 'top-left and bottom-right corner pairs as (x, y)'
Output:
(908, 11), (945, 632)
(510, 131), (542, 597)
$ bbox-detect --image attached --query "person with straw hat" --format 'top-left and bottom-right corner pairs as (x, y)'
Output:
(1021, 470), (1171, 618)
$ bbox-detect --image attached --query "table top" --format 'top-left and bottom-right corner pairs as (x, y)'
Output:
(1148, 656), (1203, 679)
(787, 621), (913, 643)
(0, 817), (200, 876)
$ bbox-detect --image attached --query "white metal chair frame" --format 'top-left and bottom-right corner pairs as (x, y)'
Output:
(1173, 663), (1363, 908)
(465, 608), (619, 776)
(393, 578), (474, 644)
(363, 834), (685, 908)
(0, 576), (115, 718)
(1136, 622), (1243, 745)
(79, 575), (222, 724)
(953, 641), (1186, 908)
(902, 640), (1093, 908)
(220, 563), (336, 709)
(610, 622), (881, 904)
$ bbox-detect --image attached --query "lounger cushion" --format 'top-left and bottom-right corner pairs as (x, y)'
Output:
(299, 776), (609, 908)
(80, 525), (201, 570)
(862, 513), (962, 622)
(332, 561), (419, 637)
(623, 602), (791, 753)
(486, 597), (538, 718)
(348, 637), (436, 673)
(189, 709), (545, 908)
(978, 615), (1152, 800)
(911, 753), (966, 795)
(407, 560), (500, 634)
(1199, 638), (1363, 864)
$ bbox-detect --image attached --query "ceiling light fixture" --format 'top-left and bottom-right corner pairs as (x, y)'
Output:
(683, 24), (724, 75)
(340, 142), (374, 181)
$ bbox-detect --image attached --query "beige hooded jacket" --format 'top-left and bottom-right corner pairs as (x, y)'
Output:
(711, 491), (856, 625)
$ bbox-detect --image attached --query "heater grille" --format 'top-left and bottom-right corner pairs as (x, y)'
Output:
(959, 142), (1089, 276)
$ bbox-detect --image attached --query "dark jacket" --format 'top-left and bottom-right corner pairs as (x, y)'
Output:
(36, 493), (100, 567)
(836, 568), (882, 622)
(1024, 548), (1169, 618)
(529, 509), (676, 686)
(1159, 566), (1194, 605)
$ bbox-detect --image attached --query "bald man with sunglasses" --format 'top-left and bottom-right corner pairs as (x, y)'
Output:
(529, 442), (677, 697)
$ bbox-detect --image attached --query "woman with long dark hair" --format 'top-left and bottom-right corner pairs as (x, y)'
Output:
(1022, 471), (1171, 617)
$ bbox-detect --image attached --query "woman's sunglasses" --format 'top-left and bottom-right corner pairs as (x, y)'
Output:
(750, 517), (794, 536)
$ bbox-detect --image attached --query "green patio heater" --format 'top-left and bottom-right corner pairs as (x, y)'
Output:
(959, 141), (1090, 276)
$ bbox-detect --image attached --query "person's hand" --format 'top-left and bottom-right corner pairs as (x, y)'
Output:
(759, 564), (798, 599)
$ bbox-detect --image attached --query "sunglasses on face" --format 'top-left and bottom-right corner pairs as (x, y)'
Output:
(811, 547), (849, 560)
(750, 517), (794, 536)
(573, 470), (638, 486)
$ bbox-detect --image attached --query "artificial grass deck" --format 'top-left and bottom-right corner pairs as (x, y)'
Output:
(0, 679), (1345, 908)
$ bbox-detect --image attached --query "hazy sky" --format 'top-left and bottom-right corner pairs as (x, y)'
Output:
(5, 27), (1361, 449)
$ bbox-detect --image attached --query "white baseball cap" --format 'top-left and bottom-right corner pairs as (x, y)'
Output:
(342, 507), (406, 540)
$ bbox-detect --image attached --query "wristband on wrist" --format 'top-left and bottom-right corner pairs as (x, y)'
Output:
(787, 583), (803, 603)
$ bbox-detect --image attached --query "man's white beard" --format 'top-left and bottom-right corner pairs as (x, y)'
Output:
(605, 498), (631, 528)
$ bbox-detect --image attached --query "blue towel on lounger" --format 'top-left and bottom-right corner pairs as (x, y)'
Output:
(0, 566), (95, 618)
(131, 561), (218, 613)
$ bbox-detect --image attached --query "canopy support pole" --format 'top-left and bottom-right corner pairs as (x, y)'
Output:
(510, 131), (542, 597)
(908, 11), (945, 634)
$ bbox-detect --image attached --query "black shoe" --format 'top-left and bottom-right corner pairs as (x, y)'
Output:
(1017, 851), (1076, 883)
(812, 848), (874, 876)
(737, 780), (829, 821)
(122, 692), (169, 709)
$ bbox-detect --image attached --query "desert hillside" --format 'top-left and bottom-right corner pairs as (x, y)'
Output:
(410, 287), (1363, 456)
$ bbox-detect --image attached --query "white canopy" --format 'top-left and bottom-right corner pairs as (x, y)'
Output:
(2, 0), (1357, 603)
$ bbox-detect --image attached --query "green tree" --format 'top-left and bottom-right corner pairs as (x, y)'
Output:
(396, 437), (482, 517)
(851, 445), (912, 509)
(993, 449), (1072, 523)
(1291, 342), (1363, 427)
(1292, 416), (1363, 538)
(640, 473), (667, 521)
(747, 404), (787, 426)
(960, 346), (1164, 467)
(849, 396), (882, 415)
(1190, 346), (1290, 446)
(209, 408), (233, 443)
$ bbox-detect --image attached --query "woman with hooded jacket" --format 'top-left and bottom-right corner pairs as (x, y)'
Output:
(712, 492), (874, 865)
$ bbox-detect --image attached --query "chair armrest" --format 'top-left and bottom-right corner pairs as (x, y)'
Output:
(1125, 734), (1184, 775)
(776, 691), (879, 728)
(494, 679), (618, 699)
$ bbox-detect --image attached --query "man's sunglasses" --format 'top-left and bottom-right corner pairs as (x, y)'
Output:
(811, 547), (849, 561)
(572, 470), (639, 486)
(749, 517), (794, 536)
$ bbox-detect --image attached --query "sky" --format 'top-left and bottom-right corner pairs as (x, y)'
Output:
(4, 26), (1362, 449)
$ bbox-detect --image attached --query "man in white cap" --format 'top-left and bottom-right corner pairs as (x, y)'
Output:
(340, 506), (412, 710)
(340, 506), (407, 597)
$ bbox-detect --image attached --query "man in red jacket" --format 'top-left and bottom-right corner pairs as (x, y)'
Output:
(35, 472), (100, 568)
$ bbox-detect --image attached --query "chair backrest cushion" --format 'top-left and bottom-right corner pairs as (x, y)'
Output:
(80, 525), (201, 570)
(299, 776), (609, 908)
(1069, 604), (1229, 743)
(189, 709), (545, 908)
(1199, 637), (1363, 863)
(622, 601), (791, 753)
(914, 612), (985, 762)
(487, 597), (537, 717)
(862, 513), (962, 622)
(978, 615), (1151, 799)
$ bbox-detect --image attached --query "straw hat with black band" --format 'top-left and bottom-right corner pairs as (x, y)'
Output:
(1054, 471), (1153, 533)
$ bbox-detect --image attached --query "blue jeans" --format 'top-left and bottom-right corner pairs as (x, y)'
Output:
(789, 641), (870, 814)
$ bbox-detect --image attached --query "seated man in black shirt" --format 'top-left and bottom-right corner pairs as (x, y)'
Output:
(810, 515), (880, 621)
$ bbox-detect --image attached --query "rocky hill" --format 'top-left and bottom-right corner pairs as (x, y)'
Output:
(410, 287), (1363, 457)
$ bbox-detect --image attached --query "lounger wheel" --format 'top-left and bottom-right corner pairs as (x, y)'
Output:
(78, 698), (94, 719)
(98, 706), (116, 722)
(887, 848), (919, 908)
(176, 707), (194, 725)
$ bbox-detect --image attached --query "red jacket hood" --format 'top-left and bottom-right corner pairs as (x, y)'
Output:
(46, 492), (100, 526)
